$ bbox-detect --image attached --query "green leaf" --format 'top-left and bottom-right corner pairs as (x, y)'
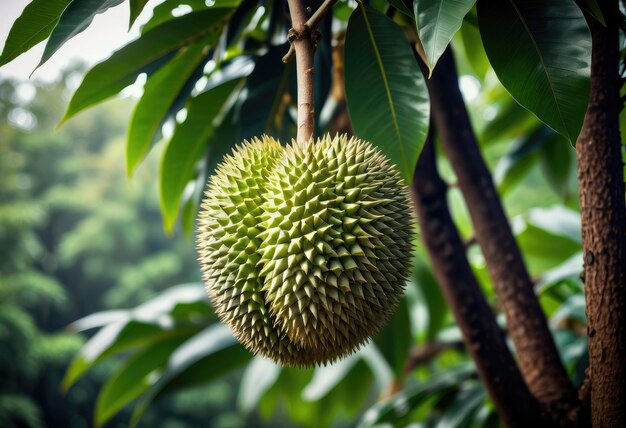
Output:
(345, 5), (430, 183)
(359, 344), (394, 392)
(129, 324), (250, 427)
(494, 127), (547, 195)
(552, 294), (586, 326)
(387, 0), (413, 17)
(94, 336), (187, 427)
(359, 363), (475, 427)
(68, 310), (130, 332)
(129, 0), (151, 28)
(540, 132), (574, 198)
(36, 0), (124, 70)
(459, 13), (489, 79)
(435, 384), (486, 428)
(179, 169), (207, 237)
(159, 79), (240, 231)
(62, 284), (206, 390)
(62, 7), (233, 123)
(536, 252), (583, 294)
(302, 355), (360, 401)
(62, 321), (175, 391)
(0, 0), (73, 67)
(414, 0), (476, 73)
(575, 0), (605, 26)
(514, 206), (581, 272)
(477, 0), (591, 143)
(126, 41), (210, 175)
(142, 0), (241, 33)
(238, 357), (282, 413)
(480, 97), (538, 143)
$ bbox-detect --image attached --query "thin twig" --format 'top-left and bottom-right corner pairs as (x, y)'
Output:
(283, 0), (336, 64)
(305, 0), (337, 30)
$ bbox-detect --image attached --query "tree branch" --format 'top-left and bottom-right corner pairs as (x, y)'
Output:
(411, 131), (544, 428)
(286, 0), (315, 143)
(576, 4), (626, 426)
(286, 0), (336, 143)
(422, 48), (579, 422)
(306, 0), (337, 30)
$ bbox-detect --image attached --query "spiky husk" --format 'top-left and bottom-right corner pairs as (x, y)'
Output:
(197, 134), (414, 366)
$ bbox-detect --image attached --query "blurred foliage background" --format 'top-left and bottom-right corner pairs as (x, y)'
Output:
(0, 70), (263, 428)
(0, 1), (598, 427)
(0, 57), (589, 428)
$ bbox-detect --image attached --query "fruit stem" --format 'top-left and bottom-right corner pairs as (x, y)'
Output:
(285, 0), (336, 143)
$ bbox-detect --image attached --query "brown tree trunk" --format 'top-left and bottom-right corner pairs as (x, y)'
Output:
(424, 49), (579, 422)
(411, 133), (545, 428)
(577, 3), (626, 426)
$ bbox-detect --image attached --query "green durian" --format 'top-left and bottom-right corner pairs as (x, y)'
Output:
(197, 134), (414, 366)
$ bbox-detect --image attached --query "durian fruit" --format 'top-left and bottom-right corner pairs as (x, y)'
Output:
(197, 134), (414, 366)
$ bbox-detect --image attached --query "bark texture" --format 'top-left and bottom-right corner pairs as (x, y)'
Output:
(287, 0), (315, 143)
(412, 135), (544, 428)
(425, 49), (578, 420)
(576, 5), (626, 426)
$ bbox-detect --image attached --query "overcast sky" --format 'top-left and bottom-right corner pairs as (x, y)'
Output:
(0, 0), (153, 82)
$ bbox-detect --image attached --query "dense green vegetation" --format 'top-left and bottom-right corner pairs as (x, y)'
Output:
(0, 68), (589, 428)
(0, 74), (256, 428)
(1, 0), (624, 427)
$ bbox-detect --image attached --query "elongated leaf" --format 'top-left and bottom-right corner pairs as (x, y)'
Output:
(387, 0), (413, 16)
(524, 206), (581, 244)
(179, 167), (206, 236)
(37, 0), (124, 69)
(540, 132), (574, 198)
(142, 0), (241, 33)
(302, 355), (360, 401)
(159, 79), (240, 231)
(477, 0), (591, 142)
(63, 284), (206, 390)
(68, 310), (130, 332)
(481, 97), (537, 143)
(129, 0), (151, 28)
(359, 344), (394, 392)
(238, 357), (281, 412)
(435, 384), (486, 428)
(126, 41), (210, 175)
(94, 336), (187, 427)
(459, 13), (489, 79)
(62, 7), (233, 122)
(494, 126), (547, 194)
(360, 363), (475, 427)
(536, 252), (583, 294)
(514, 206), (581, 272)
(345, 5), (430, 183)
(129, 324), (249, 427)
(575, 0), (605, 26)
(132, 283), (207, 317)
(551, 294), (586, 326)
(62, 321), (176, 391)
(0, 0), (72, 67)
(414, 0), (476, 72)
